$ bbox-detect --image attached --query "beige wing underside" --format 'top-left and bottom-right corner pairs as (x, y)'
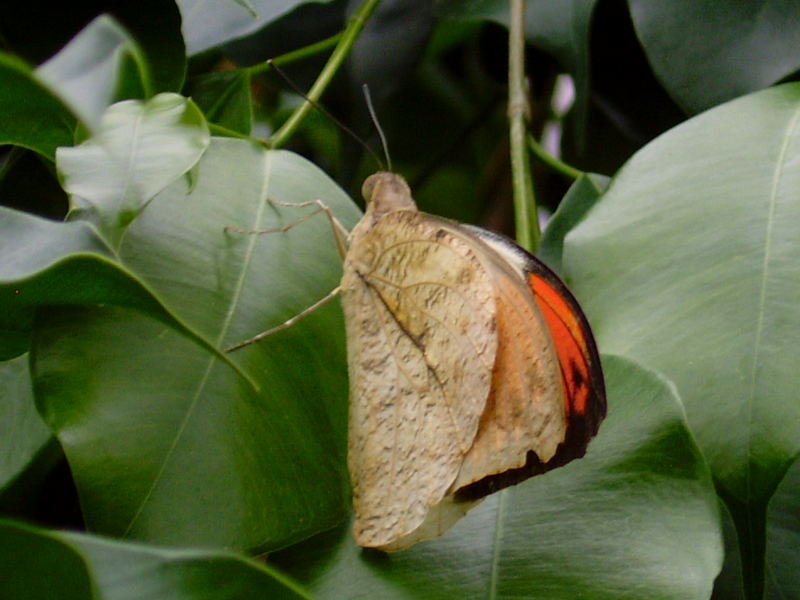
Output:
(448, 241), (566, 494)
(342, 210), (565, 551)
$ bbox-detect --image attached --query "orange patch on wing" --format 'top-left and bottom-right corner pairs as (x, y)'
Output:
(528, 273), (592, 417)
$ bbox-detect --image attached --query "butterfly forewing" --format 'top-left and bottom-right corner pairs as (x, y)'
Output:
(341, 209), (498, 549)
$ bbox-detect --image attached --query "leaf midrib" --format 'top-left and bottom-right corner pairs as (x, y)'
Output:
(122, 150), (301, 537)
(744, 102), (800, 507)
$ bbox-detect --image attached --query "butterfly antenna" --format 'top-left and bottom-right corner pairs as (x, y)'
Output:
(362, 84), (392, 172)
(267, 59), (384, 169)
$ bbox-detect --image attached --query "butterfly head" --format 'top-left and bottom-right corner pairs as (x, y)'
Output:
(362, 172), (417, 216)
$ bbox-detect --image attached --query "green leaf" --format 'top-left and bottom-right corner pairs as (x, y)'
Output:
(187, 70), (253, 135)
(564, 83), (800, 597)
(629, 0), (800, 113)
(713, 457), (800, 599)
(0, 521), (95, 600)
(113, 1), (187, 92)
(347, 0), (435, 111)
(538, 172), (610, 273)
(0, 355), (53, 492)
(764, 457), (800, 598)
(177, 0), (335, 55)
(273, 356), (722, 599)
(36, 15), (153, 133)
(0, 208), (112, 359)
(33, 140), (362, 551)
(0, 52), (76, 160)
(0, 519), (314, 599)
(0, 147), (69, 219)
(57, 94), (210, 248)
(0, 204), (242, 375)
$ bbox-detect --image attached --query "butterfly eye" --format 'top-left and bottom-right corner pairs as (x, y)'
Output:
(361, 174), (380, 204)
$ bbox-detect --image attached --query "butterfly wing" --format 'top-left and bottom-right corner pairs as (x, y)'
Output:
(452, 225), (606, 499)
(419, 221), (569, 495)
(341, 210), (498, 549)
(341, 196), (606, 550)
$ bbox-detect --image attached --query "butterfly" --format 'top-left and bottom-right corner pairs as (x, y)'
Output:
(340, 171), (606, 551)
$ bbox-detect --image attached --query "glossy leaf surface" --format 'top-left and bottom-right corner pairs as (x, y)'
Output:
(37, 15), (152, 132)
(34, 140), (362, 551)
(177, 0), (334, 55)
(0, 53), (75, 160)
(0, 355), (52, 492)
(0, 519), (313, 600)
(629, 0), (800, 113)
(57, 94), (210, 247)
(565, 83), (800, 595)
(275, 356), (722, 600)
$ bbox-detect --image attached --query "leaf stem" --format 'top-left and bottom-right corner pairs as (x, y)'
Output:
(508, 0), (539, 252)
(208, 122), (261, 141)
(527, 132), (583, 180)
(722, 494), (767, 600)
(248, 33), (343, 76)
(268, 0), (381, 149)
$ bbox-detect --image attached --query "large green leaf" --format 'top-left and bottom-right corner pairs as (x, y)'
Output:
(0, 208), (111, 359)
(538, 172), (609, 273)
(0, 52), (75, 160)
(0, 148), (69, 219)
(36, 15), (152, 133)
(564, 83), (800, 597)
(0, 14), (167, 160)
(177, 0), (335, 56)
(764, 457), (800, 598)
(0, 521), (95, 600)
(274, 356), (722, 599)
(187, 70), (254, 135)
(33, 140), (362, 551)
(0, 355), (53, 492)
(713, 457), (800, 599)
(347, 0), (435, 112)
(0, 205), (222, 363)
(0, 519), (313, 599)
(112, 0), (187, 93)
(57, 94), (210, 248)
(629, 0), (800, 113)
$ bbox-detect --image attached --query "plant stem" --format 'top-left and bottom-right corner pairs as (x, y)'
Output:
(508, 0), (539, 252)
(527, 133), (583, 180)
(268, 0), (381, 149)
(248, 33), (343, 76)
(208, 122), (260, 141)
(722, 493), (767, 600)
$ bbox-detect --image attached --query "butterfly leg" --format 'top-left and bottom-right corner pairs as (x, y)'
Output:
(225, 285), (342, 352)
(225, 198), (349, 260)
(223, 198), (350, 352)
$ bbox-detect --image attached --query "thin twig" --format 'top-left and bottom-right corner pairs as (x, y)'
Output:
(508, 0), (539, 251)
(267, 61), (383, 166)
(248, 33), (343, 75)
(268, 0), (382, 149)
(208, 122), (261, 141)
(527, 133), (583, 180)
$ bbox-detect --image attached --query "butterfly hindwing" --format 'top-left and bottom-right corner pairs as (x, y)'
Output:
(459, 225), (607, 483)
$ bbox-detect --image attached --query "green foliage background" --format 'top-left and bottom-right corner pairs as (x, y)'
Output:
(1, 1), (798, 598)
